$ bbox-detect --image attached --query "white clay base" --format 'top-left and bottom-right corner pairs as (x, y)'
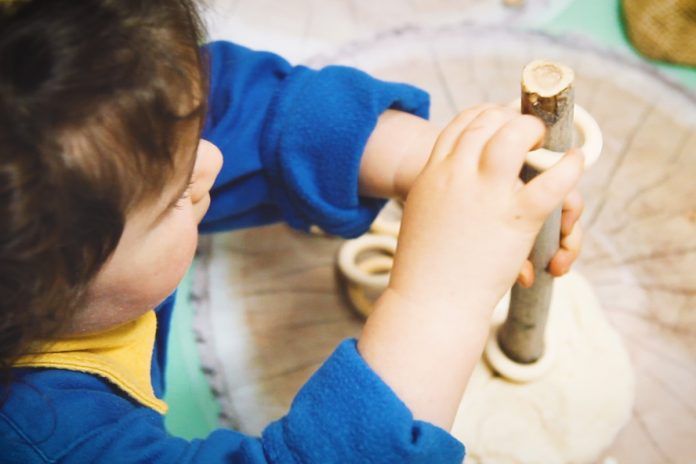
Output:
(451, 271), (635, 464)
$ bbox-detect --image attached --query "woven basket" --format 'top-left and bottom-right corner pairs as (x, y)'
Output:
(622, 0), (696, 66)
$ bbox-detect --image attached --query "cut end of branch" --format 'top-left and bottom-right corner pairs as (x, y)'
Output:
(522, 60), (575, 97)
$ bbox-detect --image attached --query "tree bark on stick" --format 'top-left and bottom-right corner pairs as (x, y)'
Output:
(498, 60), (575, 364)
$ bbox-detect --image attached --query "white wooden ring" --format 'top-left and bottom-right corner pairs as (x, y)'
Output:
(370, 213), (401, 237)
(509, 99), (602, 171)
(337, 234), (396, 290)
(484, 322), (557, 382)
(370, 200), (403, 237)
(346, 255), (394, 318)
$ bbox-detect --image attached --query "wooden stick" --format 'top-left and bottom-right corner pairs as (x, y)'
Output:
(498, 60), (575, 364)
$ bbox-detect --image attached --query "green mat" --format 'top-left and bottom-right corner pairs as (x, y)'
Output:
(540, 0), (695, 88)
(164, 264), (220, 439)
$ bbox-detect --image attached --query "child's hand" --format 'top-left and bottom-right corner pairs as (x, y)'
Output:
(517, 189), (584, 287)
(358, 105), (584, 428)
(389, 104), (584, 315)
(360, 108), (584, 285)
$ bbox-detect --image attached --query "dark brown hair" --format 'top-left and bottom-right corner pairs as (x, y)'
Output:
(0, 0), (207, 385)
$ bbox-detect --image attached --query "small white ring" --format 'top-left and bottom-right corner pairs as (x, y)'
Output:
(345, 255), (394, 317)
(370, 208), (402, 237)
(509, 99), (603, 171)
(337, 234), (396, 290)
(484, 322), (557, 383)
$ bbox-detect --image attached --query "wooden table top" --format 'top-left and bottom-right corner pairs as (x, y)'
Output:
(192, 21), (695, 464)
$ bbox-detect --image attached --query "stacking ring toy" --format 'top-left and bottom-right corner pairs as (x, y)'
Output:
(485, 322), (557, 382)
(369, 200), (403, 237)
(337, 234), (396, 290)
(345, 255), (394, 317)
(510, 100), (603, 170)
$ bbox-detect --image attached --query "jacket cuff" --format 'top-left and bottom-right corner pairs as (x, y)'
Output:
(260, 65), (429, 238)
(262, 339), (465, 463)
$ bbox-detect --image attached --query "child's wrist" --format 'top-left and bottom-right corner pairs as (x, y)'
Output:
(393, 120), (440, 199)
(385, 282), (495, 328)
(359, 285), (493, 428)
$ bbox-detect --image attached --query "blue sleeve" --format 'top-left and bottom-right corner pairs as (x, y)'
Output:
(199, 41), (430, 237)
(1, 341), (464, 463)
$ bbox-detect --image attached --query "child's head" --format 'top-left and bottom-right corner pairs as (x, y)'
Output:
(0, 0), (222, 372)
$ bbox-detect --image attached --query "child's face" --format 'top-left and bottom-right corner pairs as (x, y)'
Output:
(67, 139), (223, 334)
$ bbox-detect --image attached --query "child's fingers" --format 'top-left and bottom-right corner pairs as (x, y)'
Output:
(479, 115), (545, 186)
(447, 107), (518, 170)
(548, 222), (583, 276)
(518, 220), (583, 284)
(516, 149), (584, 222)
(561, 189), (584, 237)
(516, 260), (535, 288)
(428, 104), (498, 164)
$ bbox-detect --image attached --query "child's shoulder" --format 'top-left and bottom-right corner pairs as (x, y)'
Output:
(1, 368), (158, 463)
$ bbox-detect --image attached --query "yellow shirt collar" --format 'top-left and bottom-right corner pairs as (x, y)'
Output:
(15, 310), (168, 414)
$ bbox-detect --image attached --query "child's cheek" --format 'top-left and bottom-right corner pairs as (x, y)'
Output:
(73, 205), (200, 333)
(147, 206), (199, 300)
(112, 204), (199, 312)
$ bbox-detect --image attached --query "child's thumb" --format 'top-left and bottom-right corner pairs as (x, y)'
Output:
(517, 149), (585, 221)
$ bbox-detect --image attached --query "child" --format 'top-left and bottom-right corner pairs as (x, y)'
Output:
(0, 1), (583, 462)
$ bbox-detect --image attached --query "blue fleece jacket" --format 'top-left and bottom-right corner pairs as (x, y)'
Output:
(0, 41), (465, 463)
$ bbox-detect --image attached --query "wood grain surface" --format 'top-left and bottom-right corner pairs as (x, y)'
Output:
(193, 21), (696, 464)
